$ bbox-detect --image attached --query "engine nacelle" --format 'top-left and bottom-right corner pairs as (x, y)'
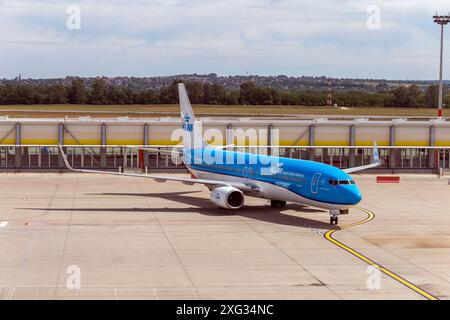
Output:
(210, 186), (245, 210)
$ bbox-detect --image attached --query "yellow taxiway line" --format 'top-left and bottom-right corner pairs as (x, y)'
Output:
(324, 208), (439, 301)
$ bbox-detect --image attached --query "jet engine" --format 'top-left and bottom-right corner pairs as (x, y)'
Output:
(210, 186), (245, 210)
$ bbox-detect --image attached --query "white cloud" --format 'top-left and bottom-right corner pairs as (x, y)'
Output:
(0, 0), (448, 79)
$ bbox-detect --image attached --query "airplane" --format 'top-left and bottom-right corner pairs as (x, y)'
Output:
(59, 83), (380, 225)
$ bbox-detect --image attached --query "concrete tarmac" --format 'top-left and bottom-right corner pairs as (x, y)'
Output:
(0, 173), (448, 300)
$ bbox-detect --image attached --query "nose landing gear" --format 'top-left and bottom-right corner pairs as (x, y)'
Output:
(330, 209), (350, 226)
(329, 209), (348, 225)
(330, 215), (339, 225)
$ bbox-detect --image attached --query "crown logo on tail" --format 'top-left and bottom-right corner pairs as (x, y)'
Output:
(183, 115), (193, 132)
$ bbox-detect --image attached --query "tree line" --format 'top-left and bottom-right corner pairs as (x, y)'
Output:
(0, 78), (448, 108)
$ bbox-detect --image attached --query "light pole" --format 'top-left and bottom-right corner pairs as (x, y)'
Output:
(433, 14), (450, 118)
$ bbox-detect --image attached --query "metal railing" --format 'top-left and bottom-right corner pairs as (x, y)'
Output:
(0, 145), (449, 172)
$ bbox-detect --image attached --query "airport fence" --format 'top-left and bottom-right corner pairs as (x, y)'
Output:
(0, 145), (449, 173)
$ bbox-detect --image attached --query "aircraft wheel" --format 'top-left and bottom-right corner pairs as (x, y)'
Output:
(330, 216), (339, 225)
(271, 200), (286, 208)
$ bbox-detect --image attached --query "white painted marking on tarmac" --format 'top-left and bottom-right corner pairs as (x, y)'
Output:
(0, 221), (8, 228)
(289, 216), (324, 236)
(6, 231), (38, 300)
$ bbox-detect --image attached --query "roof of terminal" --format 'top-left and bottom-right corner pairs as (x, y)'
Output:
(0, 116), (448, 126)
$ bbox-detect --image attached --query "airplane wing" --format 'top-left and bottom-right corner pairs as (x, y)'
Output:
(213, 145), (235, 150)
(344, 142), (381, 174)
(118, 146), (183, 156)
(58, 145), (258, 192)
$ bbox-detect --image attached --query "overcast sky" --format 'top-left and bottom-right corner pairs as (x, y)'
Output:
(0, 0), (449, 79)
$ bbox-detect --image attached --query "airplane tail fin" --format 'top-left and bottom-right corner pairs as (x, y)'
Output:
(178, 83), (208, 150)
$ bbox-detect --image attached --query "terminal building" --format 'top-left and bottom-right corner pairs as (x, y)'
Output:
(0, 116), (449, 173)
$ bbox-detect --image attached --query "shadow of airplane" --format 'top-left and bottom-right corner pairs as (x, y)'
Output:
(18, 191), (337, 231)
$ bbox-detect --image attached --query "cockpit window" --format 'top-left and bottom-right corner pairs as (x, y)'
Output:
(329, 179), (355, 186)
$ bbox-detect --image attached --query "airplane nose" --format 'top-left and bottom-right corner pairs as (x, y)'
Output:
(348, 187), (362, 205)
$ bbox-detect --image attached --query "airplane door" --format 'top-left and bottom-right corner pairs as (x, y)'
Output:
(311, 173), (321, 194)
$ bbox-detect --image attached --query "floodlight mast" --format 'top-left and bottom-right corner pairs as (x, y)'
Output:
(433, 14), (450, 118)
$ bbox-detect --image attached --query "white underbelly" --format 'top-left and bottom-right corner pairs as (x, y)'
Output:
(189, 167), (349, 210)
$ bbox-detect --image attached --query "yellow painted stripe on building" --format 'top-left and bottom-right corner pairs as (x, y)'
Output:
(395, 141), (429, 147)
(22, 139), (59, 145)
(106, 140), (144, 145)
(325, 208), (439, 301)
(315, 140), (350, 147)
(278, 141), (308, 147)
(149, 140), (182, 146)
(435, 141), (450, 147)
(356, 140), (390, 147)
(64, 139), (102, 145)
(0, 139), (16, 145)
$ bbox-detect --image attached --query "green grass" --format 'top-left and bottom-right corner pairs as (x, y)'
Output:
(0, 104), (447, 118)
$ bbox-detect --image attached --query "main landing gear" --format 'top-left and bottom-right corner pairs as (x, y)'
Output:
(271, 200), (287, 208)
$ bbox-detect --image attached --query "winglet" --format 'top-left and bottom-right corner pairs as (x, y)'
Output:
(343, 141), (381, 174)
(373, 141), (380, 164)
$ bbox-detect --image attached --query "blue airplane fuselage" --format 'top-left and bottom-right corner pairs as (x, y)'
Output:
(184, 148), (362, 209)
